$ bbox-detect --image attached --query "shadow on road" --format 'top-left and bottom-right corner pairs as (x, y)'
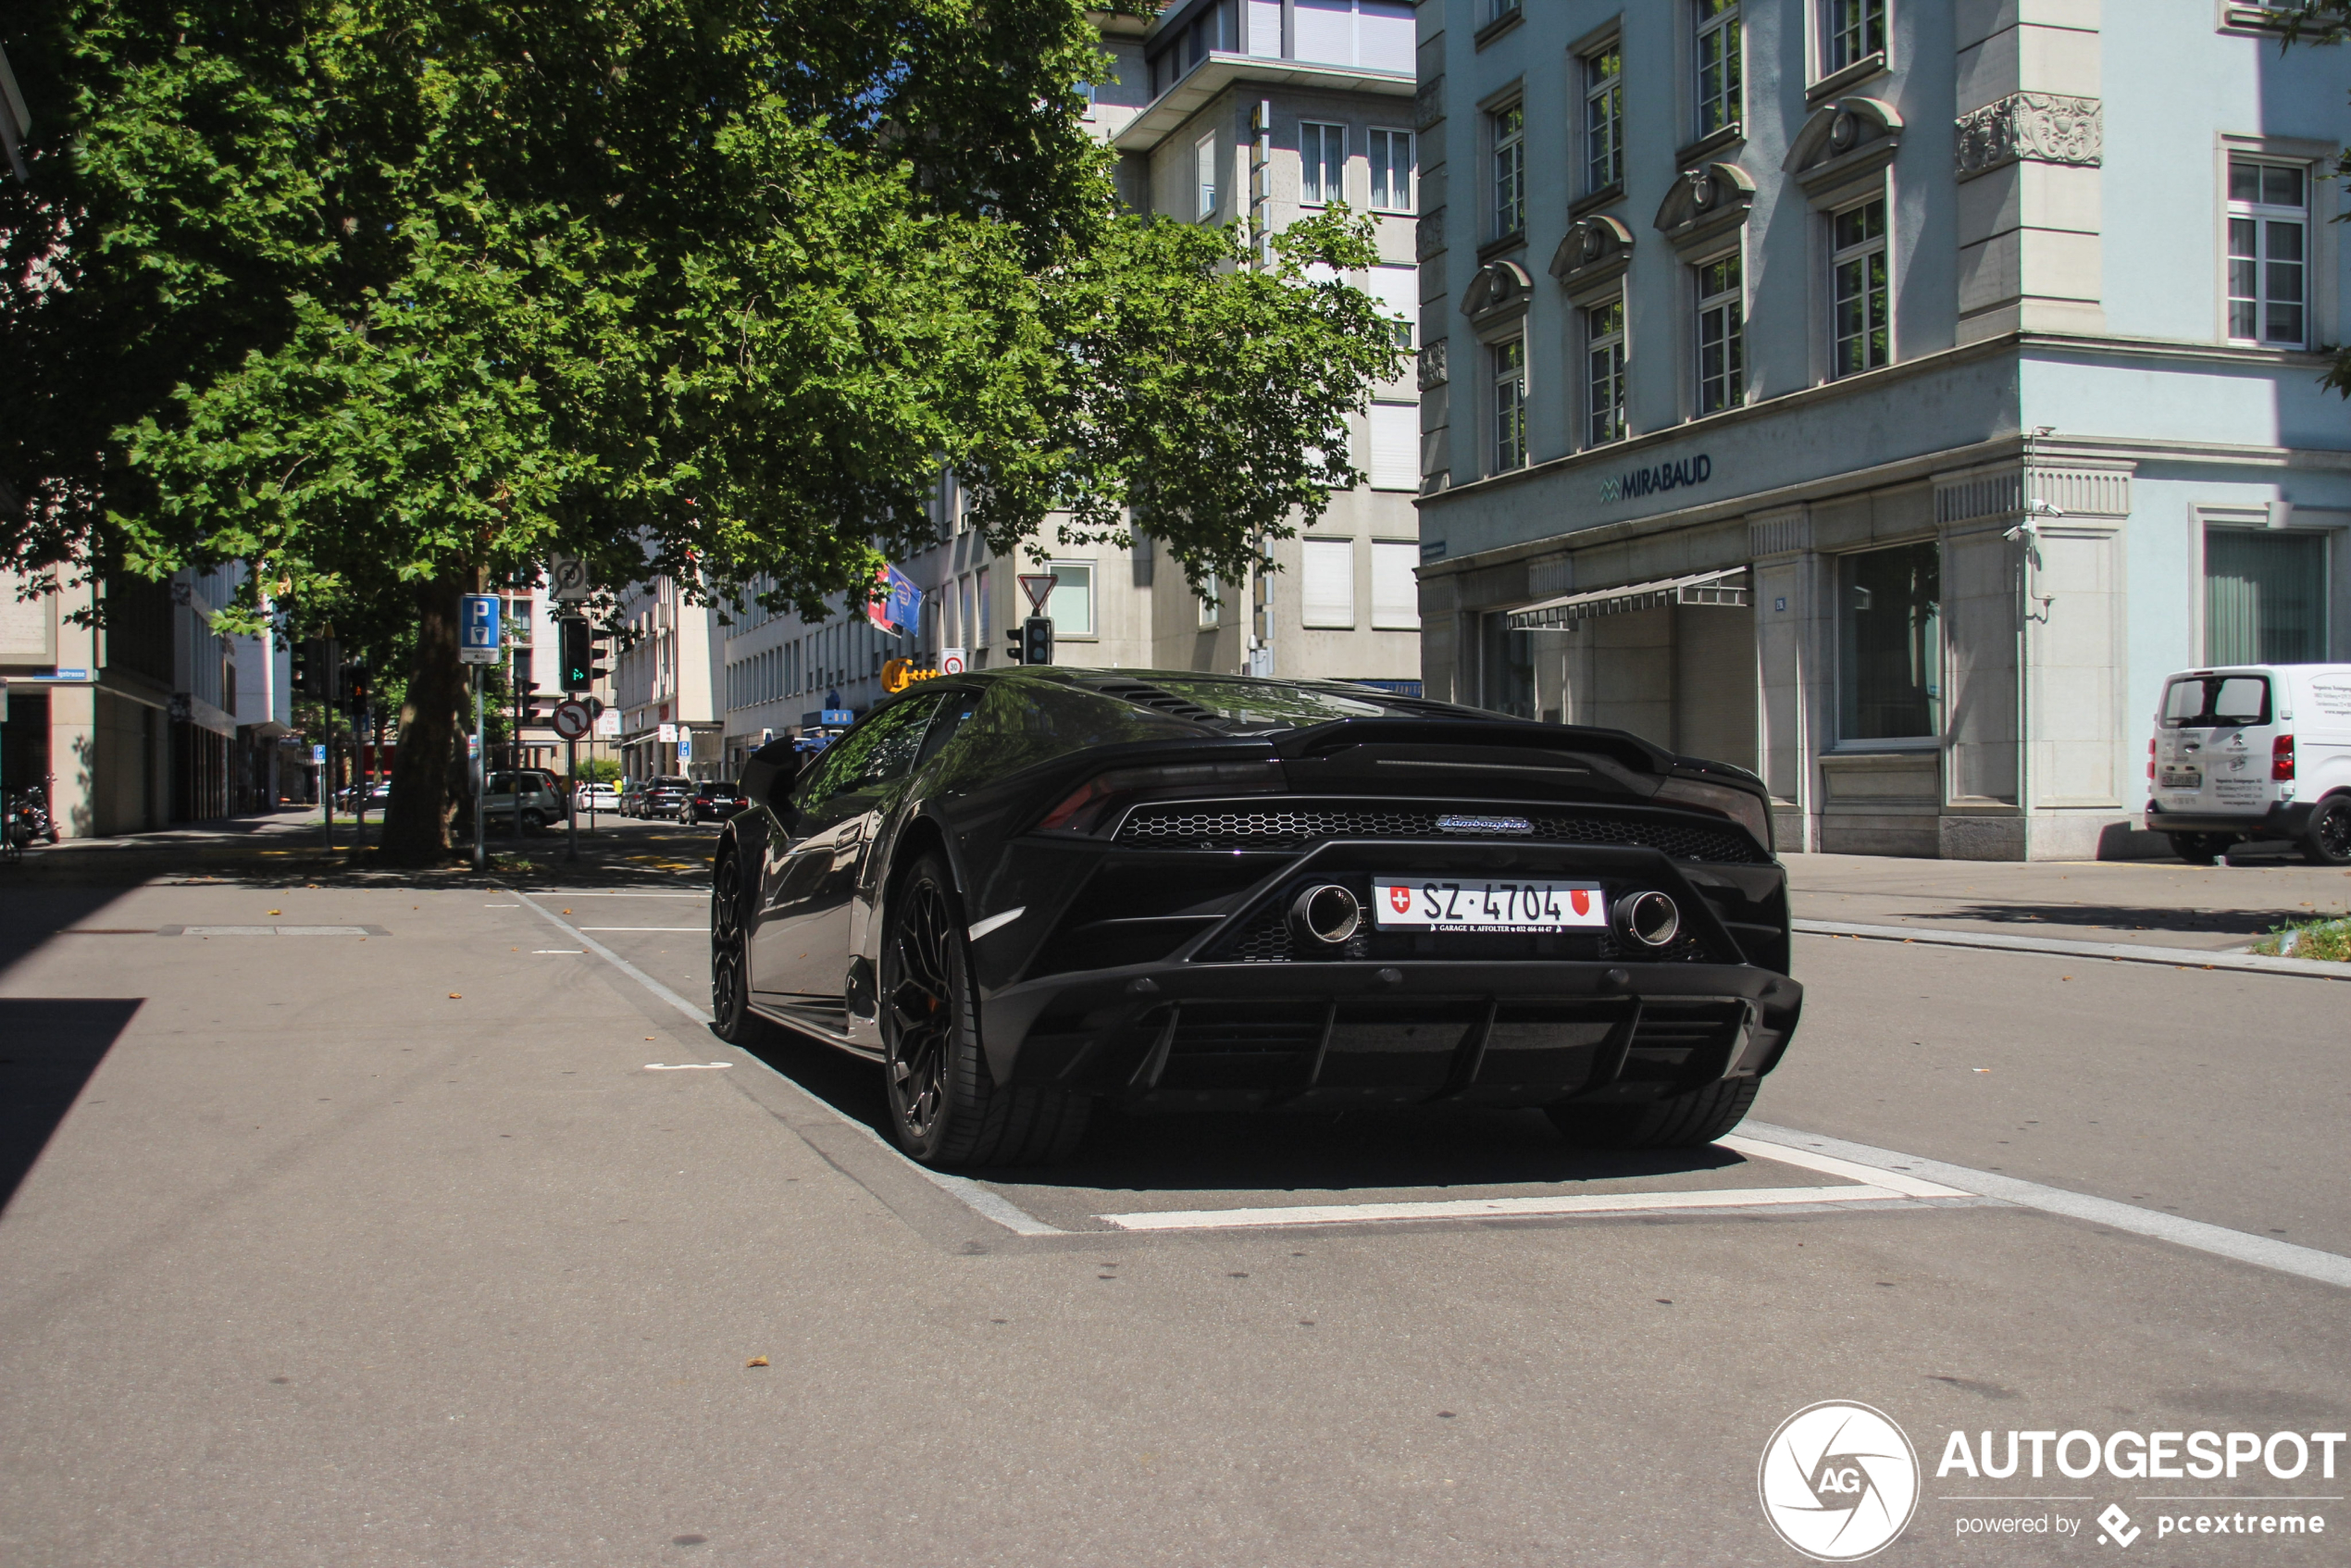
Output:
(0, 998), (143, 1213)
(1877, 900), (2321, 941)
(725, 1014), (1741, 1195)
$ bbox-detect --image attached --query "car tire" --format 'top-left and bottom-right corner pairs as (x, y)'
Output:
(880, 852), (1090, 1168)
(711, 848), (756, 1043)
(1546, 1077), (1760, 1151)
(520, 810), (545, 832)
(2302, 797), (2351, 867)
(2168, 832), (2226, 865)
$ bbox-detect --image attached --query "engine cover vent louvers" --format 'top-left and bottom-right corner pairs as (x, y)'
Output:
(1094, 680), (1223, 726)
(1116, 802), (1766, 865)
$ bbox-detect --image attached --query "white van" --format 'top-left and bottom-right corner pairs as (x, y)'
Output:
(2144, 664), (2351, 865)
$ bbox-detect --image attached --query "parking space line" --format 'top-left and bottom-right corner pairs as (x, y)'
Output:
(1738, 1122), (2351, 1289)
(1794, 919), (2351, 982)
(502, 886), (1067, 1238)
(1096, 1184), (1966, 1233)
(575, 927), (703, 932)
(1718, 1134), (1969, 1198)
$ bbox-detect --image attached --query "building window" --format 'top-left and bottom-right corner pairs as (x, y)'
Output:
(1696, 0), (1741, 139)
(1492, 336), (1528, 471)
(1696, 250), (1744, 414)
(1368, 400), (1418, 489)
(1195, 132), (1219, 219)
(1368, 127), (1415, 212)
(2207, 528), (2325, 663)
(1372, 541), (1422, 628)
(1302, 539), (1357, 627)
(1837, 541), (1941, 741)
(1480, 611), (1536, 719)
(1370, 262), (1416, 349)
(2227, 159), (2307, 347)
(1487, 0), (1521, 22)
(1585, 298), (1626, 445)
(1300, 121), (1345, 205)
(1584, 44), (1623, 193)
(1823, 0), (1886, 73)
(1831, 196), (1889, 377)
(1491, 105), (1524, 237)
(1047, 562), (1094, 637)
(1200, 575), (1222, 628)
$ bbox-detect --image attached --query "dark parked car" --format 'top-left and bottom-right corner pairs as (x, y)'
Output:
(618, 778), (651, 817)
(643, 775), (694, 820)
(683, 779), (747, 827)
(709, 670), (1801, 1168)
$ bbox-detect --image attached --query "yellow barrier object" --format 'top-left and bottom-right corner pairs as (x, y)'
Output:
(881, 658), (942, 693)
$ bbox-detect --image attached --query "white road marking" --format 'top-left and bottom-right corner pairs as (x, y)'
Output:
(1098, 1184), (1956, 1233)
(644, 1063), (733, 1071)
(576, 927), (704, 932)
(532, 949), (584, 954)
(1795, 919), (2351, 982)
(1737, 1122), (2351, 1289)
(502, 888), (1067, 1238)
(529, 890), (703, 899)
(1717, 1134), (1969, 1198)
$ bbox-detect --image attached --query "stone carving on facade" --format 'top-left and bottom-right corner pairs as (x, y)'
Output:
(1651, 161), (1758, 255)
(1415, 205), (1447, 261)
(1460, 258), (1534, 327)
(1784, 97), (1904, 193)
(1953, 93), (2103, 180)
(1413, 75), (1446, 132)
(1549, 214), (1634, 294)
(1417, 339), (1449, 391)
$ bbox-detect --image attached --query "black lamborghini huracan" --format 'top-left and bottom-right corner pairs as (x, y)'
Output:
(710, 668), (1801, 1167)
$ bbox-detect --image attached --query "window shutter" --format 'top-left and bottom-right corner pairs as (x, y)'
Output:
(1372, 541), (1421, 629)
(1302, 539), (1356, 628)
(1371, 264), (1417, 346)
(1369, 402), (1418, 491)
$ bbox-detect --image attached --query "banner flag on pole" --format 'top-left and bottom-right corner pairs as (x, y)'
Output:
(867, 563), (920, 635)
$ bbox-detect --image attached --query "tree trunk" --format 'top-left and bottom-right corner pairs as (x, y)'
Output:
(381, 572), (470, 866)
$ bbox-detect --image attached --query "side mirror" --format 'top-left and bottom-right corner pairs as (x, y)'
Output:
(741, 736), (805, 822)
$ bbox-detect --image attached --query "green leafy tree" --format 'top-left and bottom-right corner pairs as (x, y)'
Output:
(572, 755), (621, 785)
(2, 1), (1399, 863)
(2276, 1), (2351, 395)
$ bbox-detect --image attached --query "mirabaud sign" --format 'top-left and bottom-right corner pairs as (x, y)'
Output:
(1599, 453), (1712, 504)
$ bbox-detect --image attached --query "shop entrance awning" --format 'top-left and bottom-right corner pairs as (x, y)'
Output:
(1507, 567), (1749, 631)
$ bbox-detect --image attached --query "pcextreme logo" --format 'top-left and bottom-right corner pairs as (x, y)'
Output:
(1759, 1401), (1922, 1562)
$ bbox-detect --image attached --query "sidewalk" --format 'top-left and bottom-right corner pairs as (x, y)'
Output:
(1785, 851), (2351, 952)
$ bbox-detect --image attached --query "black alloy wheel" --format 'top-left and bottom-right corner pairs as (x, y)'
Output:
(879, 853), (1090, 1167)
(2305, 797), (2351, 867)
(710, 851), (753, 1042)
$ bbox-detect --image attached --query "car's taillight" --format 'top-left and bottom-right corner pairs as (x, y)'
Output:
(1655, 775), (1773, 853)
(2147, 739), (2156, 780)
(1036, 759), (1283, 835)
(2273, 734), (2295, 781)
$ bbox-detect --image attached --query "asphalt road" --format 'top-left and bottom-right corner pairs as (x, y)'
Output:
(1, 820), (2345, 1566)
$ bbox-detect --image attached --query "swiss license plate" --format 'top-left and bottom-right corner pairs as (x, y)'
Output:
(2158, 767), (2203, 789)
(1373, 878), (1607, 932)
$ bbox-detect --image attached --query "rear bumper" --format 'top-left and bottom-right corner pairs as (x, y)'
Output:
(979, 958), (1800, 1113)
(2143, 801), (2313, 840)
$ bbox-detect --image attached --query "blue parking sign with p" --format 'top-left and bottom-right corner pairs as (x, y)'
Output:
(459, 593), (501, 664)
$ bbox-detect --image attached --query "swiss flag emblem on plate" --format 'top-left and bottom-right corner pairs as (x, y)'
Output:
(1387, 885), (1413, 914)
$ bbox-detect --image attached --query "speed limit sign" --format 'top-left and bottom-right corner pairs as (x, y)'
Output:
(939, 647), (966, 675)
(550, 699), (593, 740)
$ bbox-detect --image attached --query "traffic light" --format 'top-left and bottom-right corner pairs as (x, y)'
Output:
(1005, 628), (1025, 665)
(339, 664), (370, 713)
(1021, 616), (1053, 666)
(557, 617), (607, 691)
(293, 637), (336, 697)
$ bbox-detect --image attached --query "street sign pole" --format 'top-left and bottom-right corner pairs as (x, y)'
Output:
(565, 735), (579, 862)
(472, 666), (485, 873)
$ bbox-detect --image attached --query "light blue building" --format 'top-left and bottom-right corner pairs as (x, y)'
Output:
(1412, 0), (2351, 858)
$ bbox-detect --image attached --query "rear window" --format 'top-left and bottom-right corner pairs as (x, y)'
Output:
(2162, 675), (2271, 728)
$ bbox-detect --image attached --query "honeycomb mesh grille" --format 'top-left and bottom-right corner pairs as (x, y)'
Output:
(1115, 801), (1764, 864)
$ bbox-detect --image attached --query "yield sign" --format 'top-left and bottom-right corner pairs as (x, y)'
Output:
(1017, 573), (1057, 614)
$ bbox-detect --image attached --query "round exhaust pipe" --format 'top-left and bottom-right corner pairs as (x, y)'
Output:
(1288, 884), (1362, 948)
(1614, 890), (1681, 950)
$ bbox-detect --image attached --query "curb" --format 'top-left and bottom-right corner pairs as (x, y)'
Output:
(1793, 917), (2351, 981)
